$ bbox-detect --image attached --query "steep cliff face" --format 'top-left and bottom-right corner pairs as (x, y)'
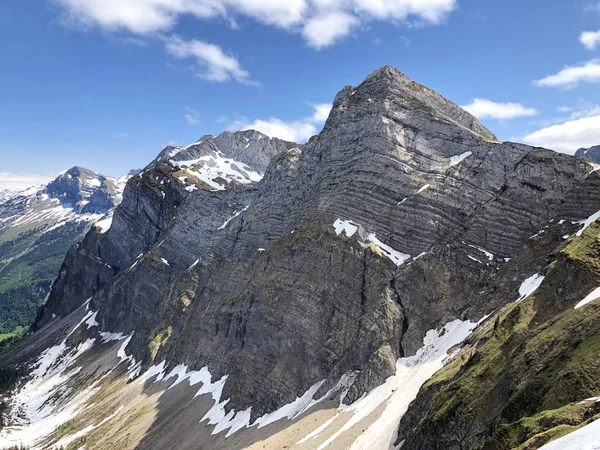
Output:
(3, 66), (600, 450)
(35, 131), (296, 328)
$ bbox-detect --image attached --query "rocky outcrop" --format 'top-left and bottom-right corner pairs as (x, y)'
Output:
(575, 144), (600, 164)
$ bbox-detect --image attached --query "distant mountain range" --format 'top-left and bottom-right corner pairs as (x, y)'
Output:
(0, 187), (24, 205)
(0, 166), (129, 335)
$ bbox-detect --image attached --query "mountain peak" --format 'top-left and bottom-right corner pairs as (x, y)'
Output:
(45, 166), (119, 214)
(329, 65), (497, 142)
(363, 65), (411, 83)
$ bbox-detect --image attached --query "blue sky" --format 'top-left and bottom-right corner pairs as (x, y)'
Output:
(2, 0), (600, 188)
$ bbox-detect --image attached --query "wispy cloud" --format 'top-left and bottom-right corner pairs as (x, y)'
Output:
(535, 59), (600, 89)
(165, 36), (253, 84)
(529, 100), (600, 128)
(115, 132), (129, 138)
(461, 98), (537, 120)
(228, 103), (332, 143)
(184, 107), (200, 124)
(584, 2), (600, 12)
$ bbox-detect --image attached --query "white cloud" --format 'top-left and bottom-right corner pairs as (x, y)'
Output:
(302, 11), (358, 49)
(165, 36), (252, 83)
(231, 118), (317, 143)
(229, 103), (332, 143)
(0, 172), (57, 190)
(310, 103), (333, 123)
(535, 59), (600, 89)
(115, 132), (129, 138)
(523, 115), (600, 154)
(52, 0), (456, 49)
(461, 98), (537, 120)
(581, 30), (600, 49)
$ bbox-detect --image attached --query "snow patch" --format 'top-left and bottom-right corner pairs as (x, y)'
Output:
(468, 244), (494, 261)
(0, 306), (108, 449)
(538, 417), (600, 449)
(449, 151), (473, 166)
(574, 287), (600, 309)
(516, 274), (545, 302)
(99, 332), (127, 343)
(367, 233), (411, 266)
(171, 151), (263, 191)
(95, 214), (113, 233)
(576, 210), (600, 236)
(416, 184), (430, 194)
(333, 219), (358, 237)
(467, 255), (483, 264)
(333, 219), (410, 266)
(316, 318), (483, 450)
(217, 205), (250, 230)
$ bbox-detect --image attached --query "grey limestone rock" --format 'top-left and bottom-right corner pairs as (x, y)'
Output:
(33, 66), (600, 422)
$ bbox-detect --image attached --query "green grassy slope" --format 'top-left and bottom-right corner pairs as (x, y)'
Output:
(0, 221), (90, 334)
(397, 220), (600, 449)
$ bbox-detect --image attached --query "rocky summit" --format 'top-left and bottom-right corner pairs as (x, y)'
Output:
(2, 66), (600, 450)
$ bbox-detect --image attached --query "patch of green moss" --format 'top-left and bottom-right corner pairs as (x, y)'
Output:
(415, 222), (600, 449)
(560, 220), (600, 272)
(178, 290), (194, 310)
(147, 325), (172, 360)
(481, 402), (600, 450)
(52, 419), (79, 441)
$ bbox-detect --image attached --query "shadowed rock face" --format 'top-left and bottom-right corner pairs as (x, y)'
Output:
(33, 66), (600, 424)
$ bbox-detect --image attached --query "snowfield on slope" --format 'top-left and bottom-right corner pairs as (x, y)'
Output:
(333, 219), (410, 266)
